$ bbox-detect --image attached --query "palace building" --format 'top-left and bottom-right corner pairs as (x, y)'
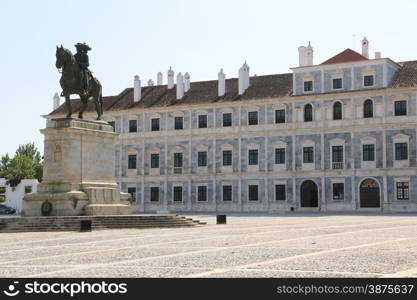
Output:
(49, 38), (417, 213)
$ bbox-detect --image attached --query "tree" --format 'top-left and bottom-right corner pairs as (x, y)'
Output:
(0, 143), (43, 187)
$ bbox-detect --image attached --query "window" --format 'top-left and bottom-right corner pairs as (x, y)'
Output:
(174, 153), (183, 173)
(150, 187), (159, 202)
(275, 184), (286, 201)
(223, 113), (232, 127)
(304, 104), (313, 122)
(128, 154), (137, 169)
(332, 183), (344, 200)
(248, 185), (258, 201)
(223, 150), (232, 166)
(129, 120), (137, 132)
(362, 144), (375, 161)
(332, 145), (343, 169)
(0, 187), (5, 202)
(24, 186), (32, 194)
(332, 78), (342, 89)
(248, 149), (258, 165)
(127, 187), (136, 202)
(396, 182), (409, 200)
(222, 185), (232, 201)
(198, 186), (207, 202)
(333, 102), (342, 120)
(395, 143), (408, 160)
(363, 99), (373, 118)
(275, 148), (285, 164)
(303, 147), (314, 163)
(151, 154), (159, 168)
(151, 118), (160, 131)
(364, 75), (374, 87)
(174, 116), (183, 130)
(198, 151), (207, 167)
(304, 80), (313, 92)
(394, 100), (407, 116)
(248, 111), (258, 125)
(108, 121), (115, 132)
(174, 186), (182, 202)
(198, 115), (207, 128)
(275, 109), (285, 124)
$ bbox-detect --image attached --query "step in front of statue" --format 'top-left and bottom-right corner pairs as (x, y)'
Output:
(0, 215), (206, 233)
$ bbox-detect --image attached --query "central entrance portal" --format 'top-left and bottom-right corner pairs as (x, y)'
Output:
(300, 180), (318, 208)
(360, 178), (380, 208)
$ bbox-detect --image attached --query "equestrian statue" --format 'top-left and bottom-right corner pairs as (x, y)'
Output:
(55, 43), (103, 120)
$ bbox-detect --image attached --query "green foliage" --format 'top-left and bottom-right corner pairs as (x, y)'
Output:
(0, 143), (43, 187)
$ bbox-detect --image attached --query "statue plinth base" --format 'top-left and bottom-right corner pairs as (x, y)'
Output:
(22, 118), (131, 216)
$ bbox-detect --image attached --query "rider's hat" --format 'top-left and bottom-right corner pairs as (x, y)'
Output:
(74, 42), (92, 51)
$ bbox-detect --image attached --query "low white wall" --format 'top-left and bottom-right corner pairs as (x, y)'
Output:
(0, 178), (38, 214)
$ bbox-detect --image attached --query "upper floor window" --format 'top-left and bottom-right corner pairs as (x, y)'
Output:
(174, 116), (183, 130)
(129, 120), (137, 132)
(396, 182), (409, 200)
(333, 102), (342, 120)
(222, 150), (232, 166)
(108, 121), (116, 132)
(304, 80), (313, 92)
(332, 145), (343, 169)
(363, 99), (373, 118)
(248, 111), (258, 125)
(248, 149), (258, 165)
(395, 143), (408, 161)
(275, 109), (285, 124)
(223, 113), (232, 127)
(394, 100), (407, 116)
(151, 118), (160, 131)
(332, 78), (343, 90)
(198, 115), (207, 128)
(303, 147), (314, 163)
(174, 152), (183, 174)
(197, 151), (207, 167)
(128, 154), (137, 169)
(151, 153), (159, 168)
(364, 75), (374, 87)
(275, 148), (285, 164)
(127, 187), (136, 202)
(304, 104), (313, 122)
(363, 144), (375, 161)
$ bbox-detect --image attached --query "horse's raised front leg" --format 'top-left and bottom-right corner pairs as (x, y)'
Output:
(78, 95), (88, 119)
(94, 92), (103, 120)
(65, 93), (72, 118)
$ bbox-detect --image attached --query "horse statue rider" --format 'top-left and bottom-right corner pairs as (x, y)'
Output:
(55, 42), (103, 120)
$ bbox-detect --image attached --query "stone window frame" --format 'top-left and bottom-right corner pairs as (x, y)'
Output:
(127, 185), (137, 203)
(127, 150), (138, 171)
(222, 108), (234, 127)
(196, 144), (209, 169)
(149, 147), (161, 175)
(394, 177), (411, 201)
(248, 181), (259, 201)
(273, 103), (287, 124)
(221, 182), (233, 202)
(302, 73), (314, 94)
(392, 134), (410, 168)
(150, 185), (160, 202)
(301, 140), (315, 170)
(197, 183), (208, 202)
(173, 184), (183, 203)
(362, 68), (376, 88)
(331, 178), (345, 201)
(247, 143), (260, 171)
(196, 110), (209, 129)
(221, 144), (233, 172)
(247, 107), (259, 126)
(274, 180), (287, 202)
(330, 138), (345, 170)
(332, 101), (343, 120)
(303, 103), (314, 122)
(273, 141), (287, 171)
(394, 100), (407, 117)
(172, 146), (184, 174)
(128, 118), (138, 133)
(363, 98), (374, 118)
(361, 136), (377, 169)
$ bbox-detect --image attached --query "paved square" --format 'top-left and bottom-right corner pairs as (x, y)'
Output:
(1, 214), (417, 278)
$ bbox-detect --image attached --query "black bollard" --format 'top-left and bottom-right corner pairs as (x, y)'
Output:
(80, 220), (92, 232)
(217, 215), (226, 224)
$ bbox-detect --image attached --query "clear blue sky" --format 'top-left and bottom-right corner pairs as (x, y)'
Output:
(1, 0), (417, 157)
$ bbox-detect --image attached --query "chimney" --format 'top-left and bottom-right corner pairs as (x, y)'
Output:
(133, 75), (141, 102)
(238, 61), (250, 95)
(184, 72), (190, 92)
(167, 67), (174, 89)
(157, 72), (163, 85)
(53, 92), (60, 110)
(218, 68), (226, 97)
(298, 42), (314, 66)
(176, 72), (184, 99)
(375, 51), (381, 59)
(362, 37), (369, 58)
(148, 79), (154, 86)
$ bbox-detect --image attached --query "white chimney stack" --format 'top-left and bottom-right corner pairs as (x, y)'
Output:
(167, 67), (174, 89)
(176, 72), (184, 99)
(238, 61), (250, 95)
(218, 68), (226, 97)
(133, 75), (141, 102)
(148, 79), (154, 86)
(53, 92), (60, 110)
(362, 37), (369, 58)
(298, 42), (314, 66)
(375, 51), (381, 59)
(157, 72), (163, 85)
(184, 72), (190, 92)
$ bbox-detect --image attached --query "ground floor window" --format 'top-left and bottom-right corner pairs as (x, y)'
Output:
(198, 186), (207, 202)
(248, 185), (258, 201)
(222, 185), (232, 201)
(174, 186), (182, 202)
(150, 187), (159, 202)
(0, 187), (5, 202)
(275, 184), (286, 201)
(396, 182), (409, 200)
(127, 187), (136, 202)
(332, 183), (344, 200)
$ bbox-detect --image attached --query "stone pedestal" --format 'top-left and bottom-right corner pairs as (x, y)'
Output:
(22, 118), (131, 216)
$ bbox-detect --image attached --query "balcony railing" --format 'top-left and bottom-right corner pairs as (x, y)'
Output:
(332, 162), (344, 169)
(174, 167), (182, 174)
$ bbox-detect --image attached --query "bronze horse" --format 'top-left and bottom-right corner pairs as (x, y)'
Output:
(55, 45), (103, 119)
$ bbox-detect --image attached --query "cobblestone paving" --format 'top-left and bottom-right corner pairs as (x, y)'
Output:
(1, 214), (417, 278)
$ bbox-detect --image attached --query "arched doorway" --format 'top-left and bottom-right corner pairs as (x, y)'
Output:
(360, 178), (380, 208)
(300, 180), (318, 207)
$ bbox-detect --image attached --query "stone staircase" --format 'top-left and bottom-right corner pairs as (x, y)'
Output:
(0, 215), (206, 233)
